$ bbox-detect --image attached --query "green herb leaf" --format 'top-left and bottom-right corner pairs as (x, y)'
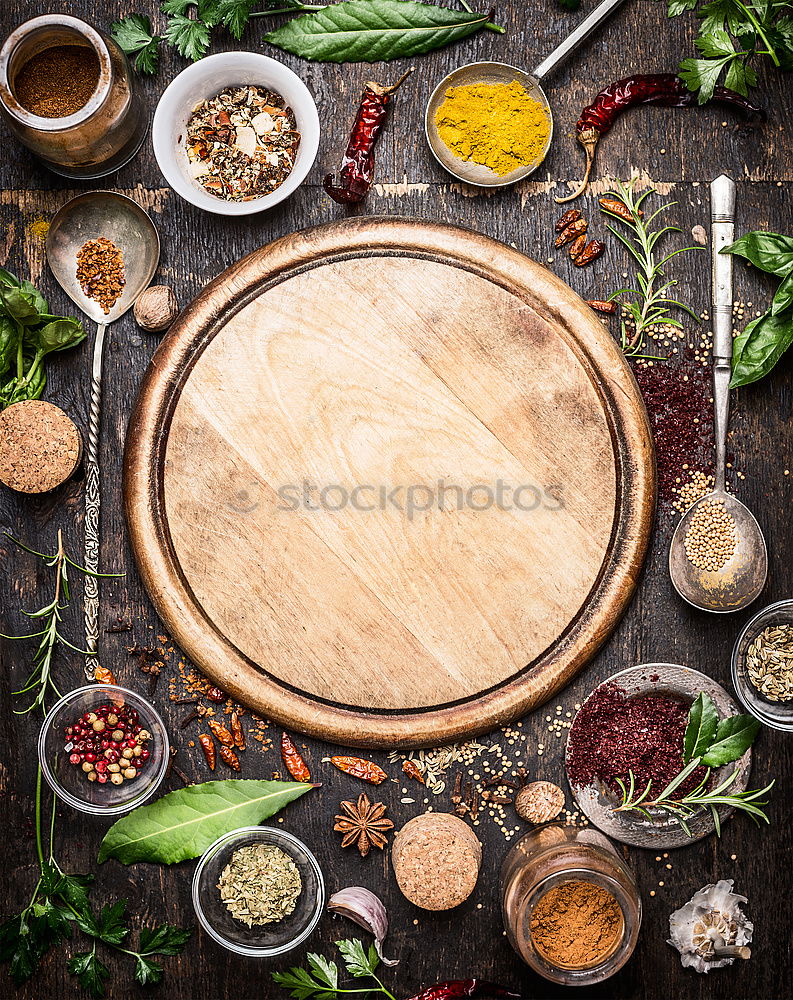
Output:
(772, 271), (793, 315)
(273, 964), (337, 1000)
(76, 901), (129, 947)
(165, 13), (213, 60)
(306, 951), (340, 989)
(265, 0), (496, 63)
(68, 950), (110, 998)
(730, 307), (793, 387)
(556, 0), (581, 10)
(336, 938), (379, 978)
(98, 779), (314, 864)
(217, 0), (257, 38)
(723, 230), (793, 276)
(694, 26), (735, 58)
(134, 955), (164, 986)
(701, 713), (761, 767)
(138, 923), (192, 956)
(111, 14), (162, 74)
(32, 317), (86, 355)
(667, 0), (700, 16)
(724, 57), (757, 97)
(683, 692), (719, 762)
(679, 55), (731, 103)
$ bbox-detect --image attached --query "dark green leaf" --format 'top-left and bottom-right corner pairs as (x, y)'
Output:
(98, 779), (314, 864)
(138, 923), (192, 956)
(111, 14), (162, 74)
(679, 55), (731, 103)
(134, 955), (164, 986)
(772, 271), (793, 315)
(272, 965), (337, 1000)
(0, 283), (42, 325)
(667, 0), (700, 16)
(701, 713), (761, 766)
(698, 0), (747, 36)
(75, 901), (128, 947)
(165, 14), (213, 60)
(683, 692), (719, 762)
(31, 900), (72, 941)
(336, 938), (379, 978)
(218, 0), (257, 38)
(0, 316), (16, 374)
(31, 317), (86, 354)
(5, 917), (45, 985)
(161, 0), (194, 14)
(694, 26), (735, 57)
(723, 230), (793, 276)
(68, 950), (110, 998)
(265, 0), (495, 63)
(306, 951), (339, 988)
(0, 267), (21, 287)
(730, 307), (793, 387)
(556, 0), (581, 10)
(50, 871), (94, 913)
(724, 57), (757, 96)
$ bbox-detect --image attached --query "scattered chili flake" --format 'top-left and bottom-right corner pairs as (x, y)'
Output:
(567, 682), (706, 795)
(185, 85), (300, 202)
(76, 237), (125, 314)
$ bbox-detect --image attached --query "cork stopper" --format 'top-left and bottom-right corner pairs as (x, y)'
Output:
(391, 812), (481, 910)
(0, 400), (82, 493)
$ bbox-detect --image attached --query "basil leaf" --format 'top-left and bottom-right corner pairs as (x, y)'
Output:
(98, 779), (314, 864)
(265, 0), (495, 63)
(730, 307), (793, 387)
(31, 317), (86, 355)
(772, 271), (793, 315)
(0, 284), (41, 325)
(683, 692), (719, 763)
(701, 713), (760, 767)
(722, 230), (793, 276)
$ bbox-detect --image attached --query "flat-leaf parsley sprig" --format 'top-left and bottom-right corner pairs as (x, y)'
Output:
(273, 938), (397, 1000)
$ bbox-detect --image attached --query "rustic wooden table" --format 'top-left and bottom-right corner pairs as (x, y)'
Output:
(1, 2), (791, 999)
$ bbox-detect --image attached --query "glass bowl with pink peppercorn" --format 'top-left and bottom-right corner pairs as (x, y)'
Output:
(38, 684), (170, 815)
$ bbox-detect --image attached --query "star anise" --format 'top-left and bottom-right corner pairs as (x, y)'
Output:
(333, 793), (394, 857)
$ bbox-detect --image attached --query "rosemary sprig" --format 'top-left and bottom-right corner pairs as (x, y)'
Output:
(1, 531), (121, 714)
(614, 762), (775, 838)
(601, 179), (702, 357)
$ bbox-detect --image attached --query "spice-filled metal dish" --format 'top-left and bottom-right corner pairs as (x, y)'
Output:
(192, 826), (324, 956)
(565, 664), (753, 848)
(38, 684), (170, 816)
(732, 599), (793, 732)
(152, 52), (319, 216)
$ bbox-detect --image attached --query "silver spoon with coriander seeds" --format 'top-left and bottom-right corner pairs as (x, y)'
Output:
(669, 175), (768, 613)
(46, 191), (160, 677)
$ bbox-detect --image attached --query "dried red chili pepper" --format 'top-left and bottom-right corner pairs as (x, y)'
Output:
(574, 240), (605, 267)
(404, 981), (521, 1000)
(598, 196), (641, 222)
(557, 74), (765, 203)
(555, 208), (581, 232)
(218, 745), (240, 771)
(208, 719), (234, 747)
(281, 733), (311, 782)
(205, 686), (226, 702)
(323, 69), (413, 205)
(554, 217), (587, 247)
(230, 711), (245, 751)
(587, 299), (617, 314)
(198, 733), (215, 771)
(330, 755), (388, 785)
(568, 233), (587, 261)
(402, 759), (425, 784)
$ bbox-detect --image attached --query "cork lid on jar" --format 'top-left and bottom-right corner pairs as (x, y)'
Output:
(392, 812), (482, 910)
(0, 400), (81, 493)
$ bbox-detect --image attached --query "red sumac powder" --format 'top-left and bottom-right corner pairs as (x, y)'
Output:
(567, 683), (702, 793)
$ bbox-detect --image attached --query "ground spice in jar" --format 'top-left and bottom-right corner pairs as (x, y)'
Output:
(531, 879), (623, 969)
(76, 237), (125, 315)
(435, 79), (551, 176)
(14, 45), (100, 118)
(567, 683), (705, 795)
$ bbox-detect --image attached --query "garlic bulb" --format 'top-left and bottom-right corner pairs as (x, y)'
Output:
(668, 880), (753, 973)
(328, 887), (398, 966)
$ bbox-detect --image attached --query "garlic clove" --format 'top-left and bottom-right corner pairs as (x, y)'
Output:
(668, 879), (753, 973)
(328, 887), (398, 966)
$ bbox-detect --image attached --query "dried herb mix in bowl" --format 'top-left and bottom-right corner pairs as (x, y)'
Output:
(218, 843), (302, 927)
(185, 85), (300, 202)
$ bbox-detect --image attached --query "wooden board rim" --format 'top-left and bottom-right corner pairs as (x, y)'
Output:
(123, 217), (655, 748)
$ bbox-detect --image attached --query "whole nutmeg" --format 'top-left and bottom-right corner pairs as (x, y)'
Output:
(514, 780), (565, 824)
(133, 285), (179, 332)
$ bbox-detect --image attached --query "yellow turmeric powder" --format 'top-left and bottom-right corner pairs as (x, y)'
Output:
(435, 79), (551, 177)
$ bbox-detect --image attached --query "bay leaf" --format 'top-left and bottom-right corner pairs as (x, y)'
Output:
(683, 691), (718, 763)
(98, 780), (314, 865)
(701, 714), (760, 768)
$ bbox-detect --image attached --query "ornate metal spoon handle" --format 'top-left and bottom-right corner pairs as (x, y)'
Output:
(84, 322), (107, 680)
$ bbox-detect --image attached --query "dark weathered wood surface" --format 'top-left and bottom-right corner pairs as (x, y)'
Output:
(1, 2), (791, 999)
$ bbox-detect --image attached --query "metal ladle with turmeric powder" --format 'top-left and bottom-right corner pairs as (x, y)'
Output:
(424, 0), (627, 187)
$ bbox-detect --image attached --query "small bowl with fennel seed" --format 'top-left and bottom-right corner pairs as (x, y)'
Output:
(192, 826), (324, 956)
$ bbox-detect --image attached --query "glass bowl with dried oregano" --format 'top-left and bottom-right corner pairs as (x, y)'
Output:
(733, 599), (793, 732)
(192, 826), (324, 956)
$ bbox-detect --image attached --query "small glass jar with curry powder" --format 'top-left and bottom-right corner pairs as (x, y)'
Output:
(0, 14), (147, 178)
(500, 824), (641, 986)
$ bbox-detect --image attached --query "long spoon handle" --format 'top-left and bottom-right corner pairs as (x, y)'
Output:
(84, 322), (107, 680)
(710, 175), (736, 494)
(533, 0), (628, 81)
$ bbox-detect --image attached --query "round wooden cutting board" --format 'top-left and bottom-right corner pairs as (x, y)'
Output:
(124, 218), (654, 748)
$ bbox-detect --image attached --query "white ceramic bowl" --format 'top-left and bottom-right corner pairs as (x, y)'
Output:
(152, 52), (320, 215)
